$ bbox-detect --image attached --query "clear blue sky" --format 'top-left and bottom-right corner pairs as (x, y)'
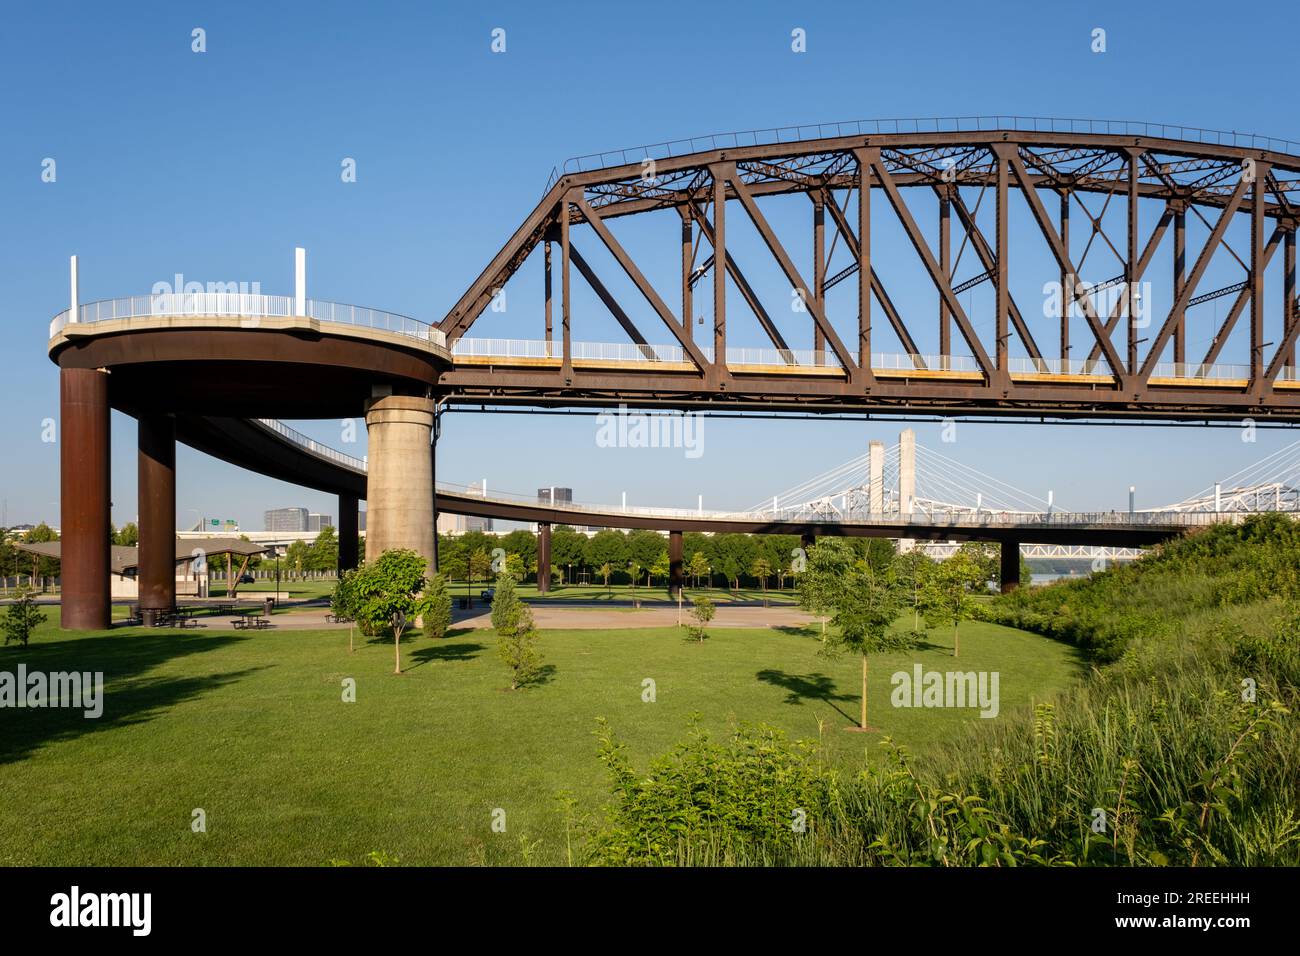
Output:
(3, 0), (1298, 530)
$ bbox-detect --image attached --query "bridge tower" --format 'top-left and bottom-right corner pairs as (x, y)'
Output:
(868, 440), (884, 515)
(898, 428), (916, 554)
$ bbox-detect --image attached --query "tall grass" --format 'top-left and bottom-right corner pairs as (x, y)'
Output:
(573, 516), (1300, 866)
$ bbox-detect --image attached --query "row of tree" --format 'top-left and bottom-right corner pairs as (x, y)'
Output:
(798, 540), (997, 730)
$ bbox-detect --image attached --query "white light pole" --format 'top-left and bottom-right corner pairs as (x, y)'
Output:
(69, 255), (79, 323)
(294, 247), (306, 315)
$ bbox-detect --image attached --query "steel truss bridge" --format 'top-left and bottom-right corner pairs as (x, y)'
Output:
(46, 117), (1300, 628)
(437, 116), (1300, 421)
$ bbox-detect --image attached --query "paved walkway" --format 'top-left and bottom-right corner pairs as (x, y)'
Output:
(232, 601), (817, 632)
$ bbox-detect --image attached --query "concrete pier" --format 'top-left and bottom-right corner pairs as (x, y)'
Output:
(364, 394), (435, 569)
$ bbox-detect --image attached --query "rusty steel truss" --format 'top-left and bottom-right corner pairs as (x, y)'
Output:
(436, 126), (1300, 421)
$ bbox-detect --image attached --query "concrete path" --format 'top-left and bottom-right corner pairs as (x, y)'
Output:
(220, 601), (818, 632)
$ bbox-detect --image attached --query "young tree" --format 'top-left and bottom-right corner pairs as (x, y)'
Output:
(650, 550), (671, 587)
(688, 595), (715, 643)
(825, 565), (912, 731)
(330, 567), (361, 651)
(3, 589), (46, 645)
(628, 559), (644, 596)
(750, 556), (772, 600)
(598, 562), (613, 588)
(893, 548), (936, 634)
(493, 581), (543, 690)
(502, 552), (526, 583)
(922, 550), (985, 657)
(424, 573), (452, 639)
(490, 572), (523, 633)
(468, 547), (492, 590)
(350, 549), (434, 674)
(309, 525), (339, 572)
(687, 552), (709, 589)
(798, 538), (854, 636)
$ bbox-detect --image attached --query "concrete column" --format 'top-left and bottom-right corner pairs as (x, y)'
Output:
(138, 414), (176, 619)
(338, 492), (359, 571)
(537, 522), (551, 594)
(60, 368), (111, 630)
(668, 530), (683, 596)
(1000, 539), (1021, 593)
(364, 395), (435, 569)
(868, 440), (884, 515)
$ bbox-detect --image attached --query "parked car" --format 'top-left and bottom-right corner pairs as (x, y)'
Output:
(238, 573), (255, 584)
(480, 587), (495, 603)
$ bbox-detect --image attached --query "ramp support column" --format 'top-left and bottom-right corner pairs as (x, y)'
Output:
(668, 530), (683, 597)
(138, 414), (176, 622)
(537, 521), (551, 594)
(1000, 539), (1021, 593)
(60, 368), (112, 630)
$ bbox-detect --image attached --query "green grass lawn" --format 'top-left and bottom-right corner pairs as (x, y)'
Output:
(0, 616), (1081, 866)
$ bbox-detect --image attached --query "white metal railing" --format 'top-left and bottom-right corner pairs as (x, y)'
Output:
(1008, 356), (1114, 377)
(726, 346), (839, 367)
(253, 420), (368, 472)
(49, 293), (446, 348)
(1150, 361), (1251, 380)
(871, 352), (983, 373)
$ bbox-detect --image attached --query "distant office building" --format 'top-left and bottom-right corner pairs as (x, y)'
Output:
(358, 510), (367, 532)
(537, 487), (573, 506)
(265, 507), (309, 532)
(307, 513), (333, 532)
(438, 480), (492, 534)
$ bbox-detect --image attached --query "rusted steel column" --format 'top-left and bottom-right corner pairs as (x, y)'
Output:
(138, 414), (176, 618)
(668, 529), (683, 597)
(60, 367), (111, 630)
(536, 521), (551, 594)
(1000, 540), (1021, 594)
(939, 191), (951, 364)
(338, 491), (359, 572)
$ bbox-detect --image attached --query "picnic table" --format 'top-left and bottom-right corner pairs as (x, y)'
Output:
(232, 609), (271, 630)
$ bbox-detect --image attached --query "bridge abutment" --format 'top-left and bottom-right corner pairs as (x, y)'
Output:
(363, 395), (435, 570)
(137, 414), (176, 619)
(59, 368), (112, 630)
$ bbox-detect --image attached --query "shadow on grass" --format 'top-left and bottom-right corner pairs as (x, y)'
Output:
(407, 640), (487, 669)
(756, 668), (857, 723)
(516, 664), (558, 689)
(0, 632), (257, 765)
